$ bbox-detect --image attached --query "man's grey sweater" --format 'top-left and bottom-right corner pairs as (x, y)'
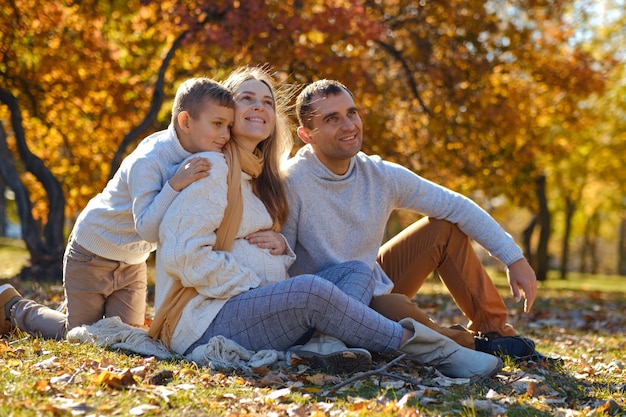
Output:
(281, 145), (524, 296)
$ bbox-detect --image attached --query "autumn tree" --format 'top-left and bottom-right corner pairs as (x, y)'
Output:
(0, 1), (192, 278)
(0, 0), (384, 279)
(545, 0), (625, 277)
(0, 0), (615, 281)
(350, 0), (608, 279)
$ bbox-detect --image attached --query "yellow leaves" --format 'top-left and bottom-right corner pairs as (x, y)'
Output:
(299, 30), (326, 45)
(304, 373), (341, 386)
(4, 357), (22, 368)
(0, 340), (20, 357)
(94, 369), (137, 389)
(47, 37), (61, 50)
(33, 378), (53, 394)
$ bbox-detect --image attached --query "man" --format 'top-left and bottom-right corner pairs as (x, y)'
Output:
(281, 79), (544, 361)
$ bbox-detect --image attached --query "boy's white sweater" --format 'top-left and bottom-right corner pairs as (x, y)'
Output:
(72, 124), (187, 264)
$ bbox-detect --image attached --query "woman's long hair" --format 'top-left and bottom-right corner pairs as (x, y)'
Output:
(223, 66), (295, 226)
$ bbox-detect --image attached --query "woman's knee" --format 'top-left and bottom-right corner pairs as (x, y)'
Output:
(340, 260), (372, 275)
(290, 274), (340, 304)
(339, 260), (370, 270)
(317, 260), (371, 278)
(291, 274), (332, 291)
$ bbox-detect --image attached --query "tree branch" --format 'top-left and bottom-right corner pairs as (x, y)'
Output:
(108, 30), (190, 179)
(321, 354), (431, 395)
(373, 39), (431, 116)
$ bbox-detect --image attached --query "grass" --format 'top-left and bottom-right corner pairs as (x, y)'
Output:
(1, 239), (626, 416)
(0, 237), (29, 280)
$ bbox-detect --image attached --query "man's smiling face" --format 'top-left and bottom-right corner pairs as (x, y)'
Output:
(298, 89), (363, 175)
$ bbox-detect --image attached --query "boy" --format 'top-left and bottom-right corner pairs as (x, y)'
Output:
(1, 77), (235, 339)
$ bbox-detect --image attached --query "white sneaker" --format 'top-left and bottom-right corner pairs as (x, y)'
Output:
(399, 318), (502, 379)
(290, 334), (372, 374)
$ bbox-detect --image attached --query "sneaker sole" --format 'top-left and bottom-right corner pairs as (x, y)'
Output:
(292, 348), (372, 374)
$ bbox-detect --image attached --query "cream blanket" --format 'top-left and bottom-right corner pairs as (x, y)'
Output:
(66, 317), (285, 370)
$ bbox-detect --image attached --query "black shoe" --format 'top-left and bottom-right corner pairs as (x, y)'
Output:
(474, 333), (562, 365)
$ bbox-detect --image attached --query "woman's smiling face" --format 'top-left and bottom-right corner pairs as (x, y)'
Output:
(231, 79), (276, 150)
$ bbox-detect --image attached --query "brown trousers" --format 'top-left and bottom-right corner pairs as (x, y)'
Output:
(372, 217), (516, 349)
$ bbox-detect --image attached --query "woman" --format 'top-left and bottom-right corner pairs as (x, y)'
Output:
(149, 66), (502, 379)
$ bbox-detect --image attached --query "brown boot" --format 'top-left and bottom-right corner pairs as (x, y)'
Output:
(0, 284), (22, 336)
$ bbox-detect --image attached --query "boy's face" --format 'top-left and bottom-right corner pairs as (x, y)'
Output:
(179, 101), (234, 153)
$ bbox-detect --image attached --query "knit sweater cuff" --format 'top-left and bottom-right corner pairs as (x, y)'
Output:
(495, 244), (525, 267)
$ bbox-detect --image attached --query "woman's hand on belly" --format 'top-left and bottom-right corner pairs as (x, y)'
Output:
(245, 230), (286, 255)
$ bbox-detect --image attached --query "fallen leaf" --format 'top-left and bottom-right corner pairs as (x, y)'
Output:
(94, 369), (137, 389)
(0, 340), (17, 355)
(433, 376), (470, 386)
(596, 399), (621, 415)
(305, 373), (341, 386)
(397, 392), (416, 408)
(32, 339), (42, 355)
(50, 373), (75, 385)
(259, 371), (285, 387)
(250, 365), (270, 375)
(461, 398), (507, 415)
(144, 369), (173, 385)
(48, 398), (93, 414)
(129, 404), (161, 415)
(33, 379), (53, 393)
(33, 356), (59, 370)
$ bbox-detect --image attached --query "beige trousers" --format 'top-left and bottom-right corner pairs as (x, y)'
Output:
(11, 240), (147, 340)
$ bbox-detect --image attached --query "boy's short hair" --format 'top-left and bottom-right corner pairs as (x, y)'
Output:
(171, 77), (235, 128)
(296, 79), (354, 128)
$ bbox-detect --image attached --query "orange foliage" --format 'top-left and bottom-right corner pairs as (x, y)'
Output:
(0, 0), (612, 228)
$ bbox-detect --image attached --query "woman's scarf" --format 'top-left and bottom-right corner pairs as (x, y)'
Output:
(214, 139), (264, 250)
(148, 139), (266, 348)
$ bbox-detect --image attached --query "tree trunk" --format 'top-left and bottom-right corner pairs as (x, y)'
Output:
(0, 179), (6, 237)
(0, 89), (65, 281)
(560, 197), (575, 280)
(588, 212), (600, 274)
(535, 175), (550, 281)
(580, 211), (600, 274)
(580, 216), (590, 273)
(522, 214), (537, 267)
(618, 218), (626, 276)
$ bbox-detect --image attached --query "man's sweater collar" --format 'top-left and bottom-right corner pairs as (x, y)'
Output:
(299, 144), (356, 180)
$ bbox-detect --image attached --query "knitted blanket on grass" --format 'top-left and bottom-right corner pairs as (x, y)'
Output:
(66, 316), (285, 371)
